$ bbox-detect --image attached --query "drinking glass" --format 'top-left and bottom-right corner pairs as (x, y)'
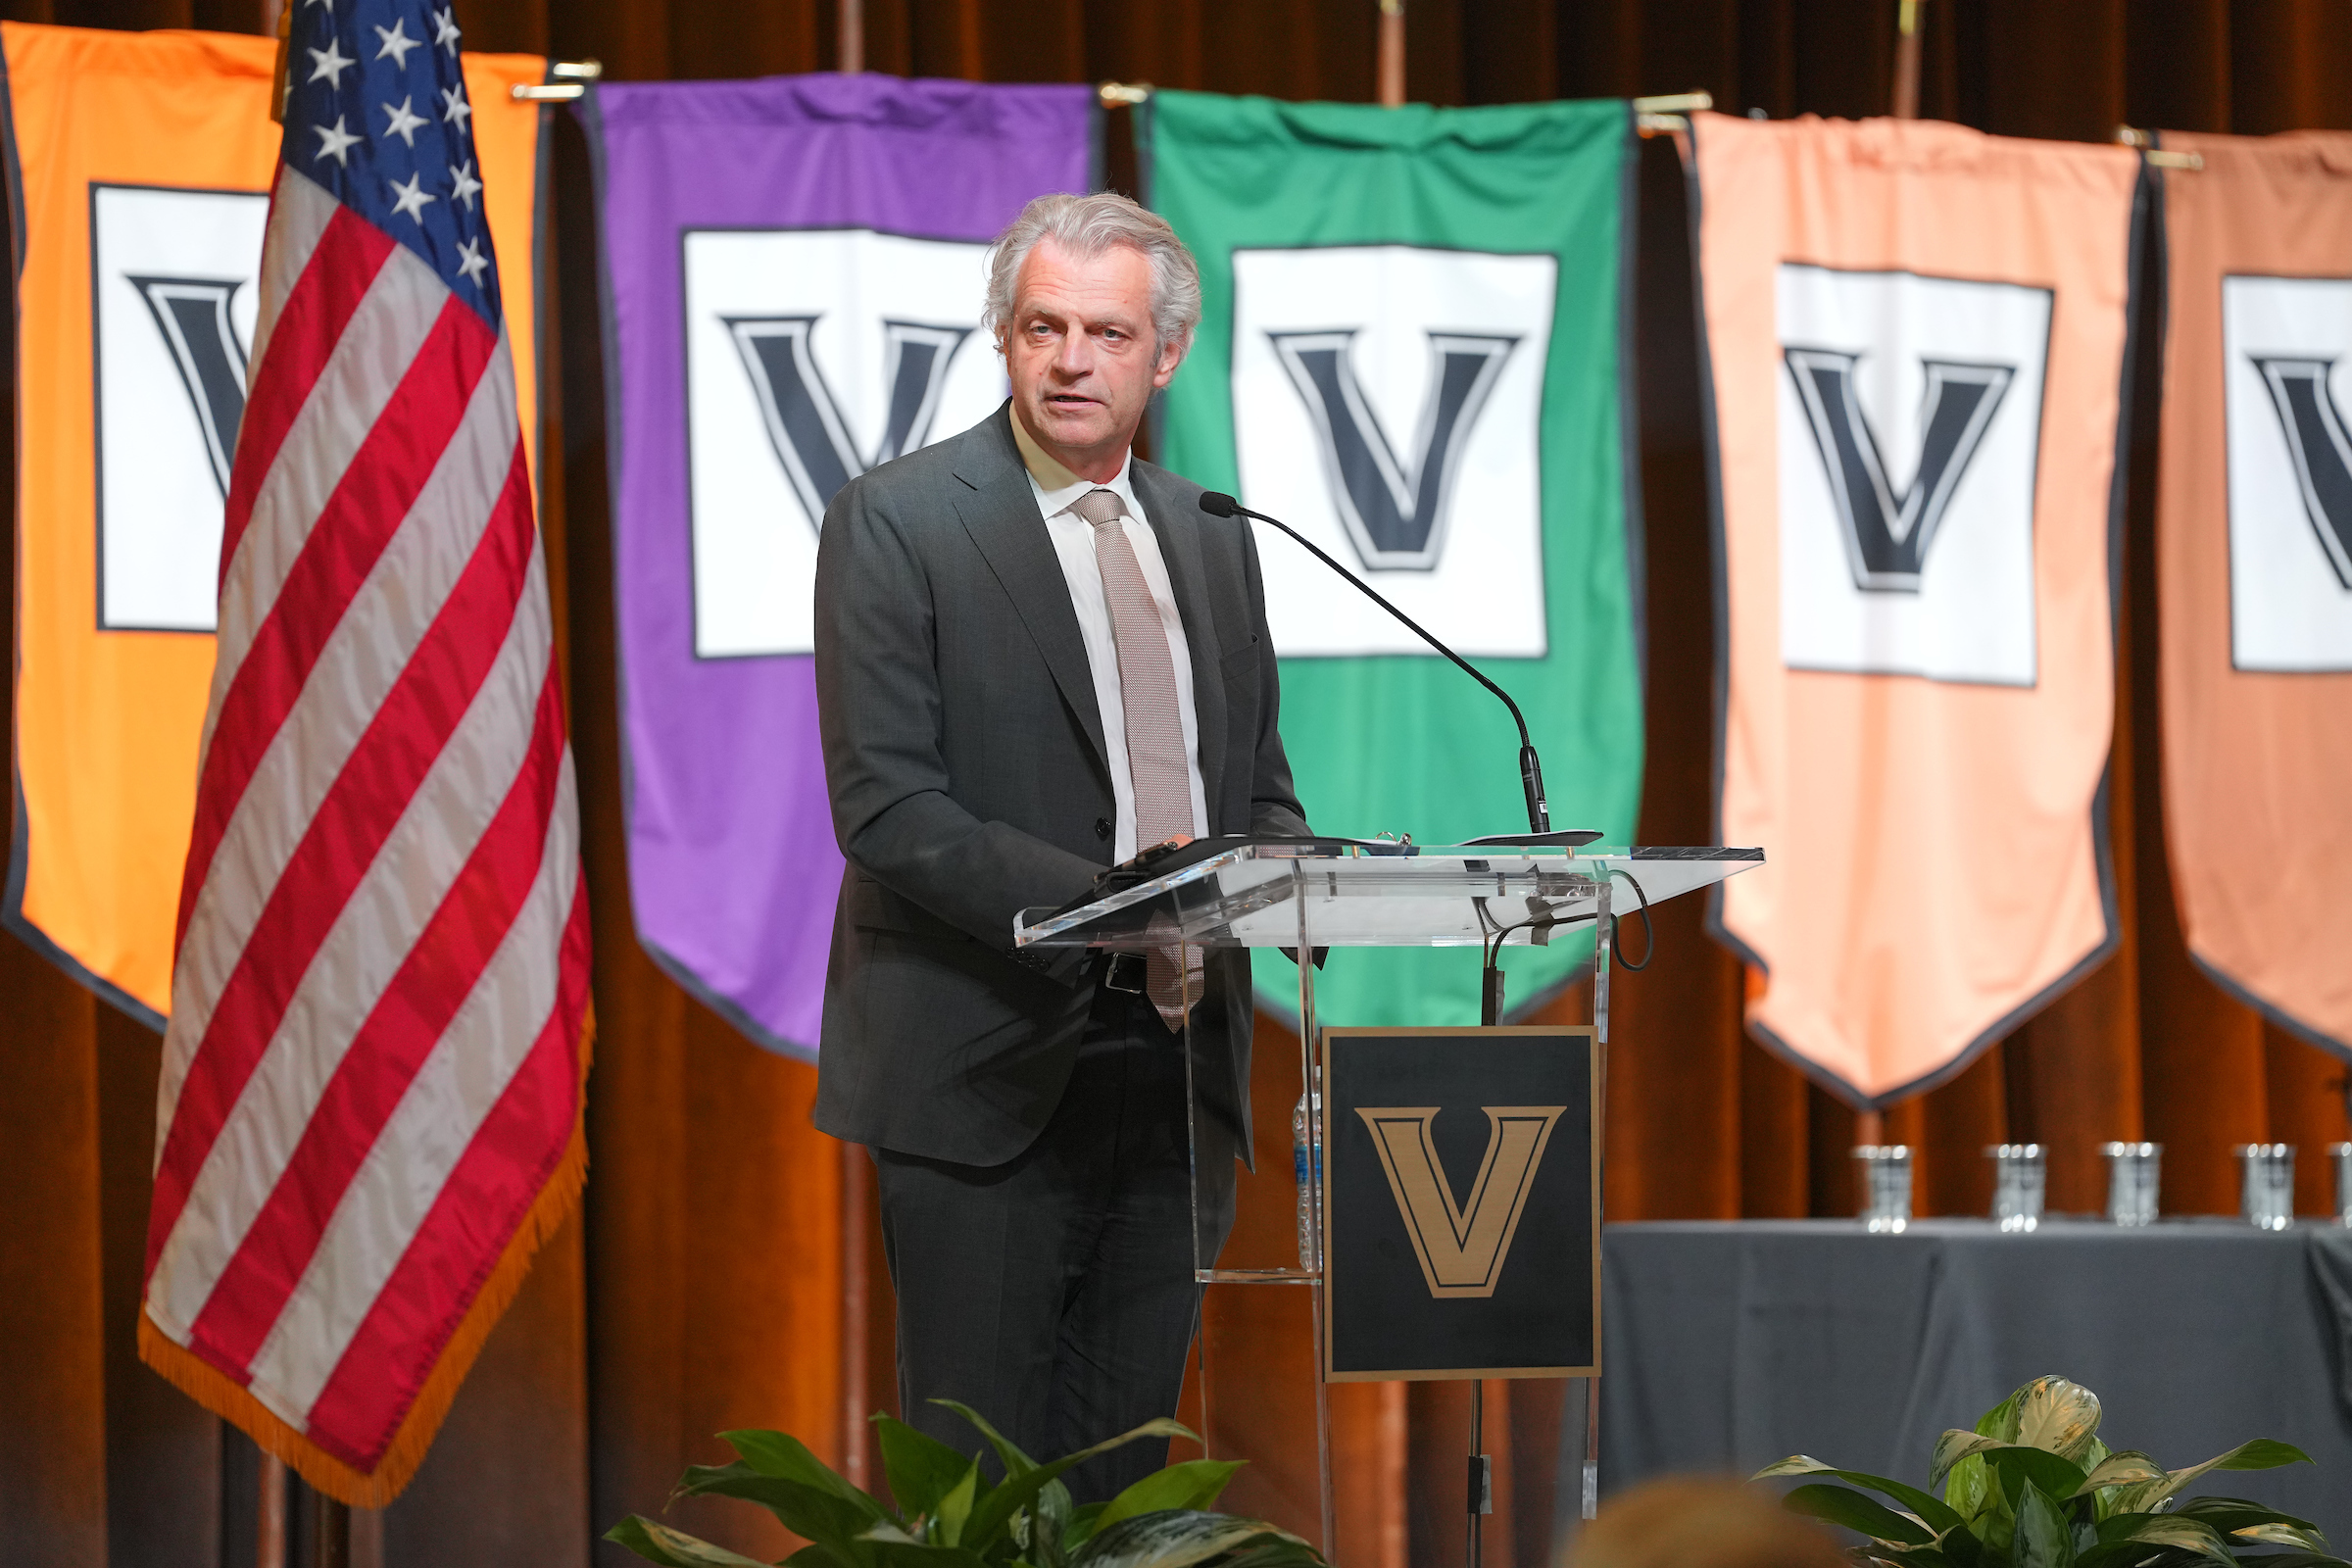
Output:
(2235, 1143), (2295, 1231)
(1986, 1144), (2045, 1232)
(2101, 1142), (2161, 1226)
(1853, 1145), (1913, 1234)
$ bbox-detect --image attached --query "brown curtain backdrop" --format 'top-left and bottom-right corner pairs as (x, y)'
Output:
(5, 3), (2351, 1566)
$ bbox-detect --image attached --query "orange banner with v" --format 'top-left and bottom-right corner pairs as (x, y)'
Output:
(2, 23), (542, 1024)
(1691, 113), (2140, 1105)
(2152, 129), (2352, 1061)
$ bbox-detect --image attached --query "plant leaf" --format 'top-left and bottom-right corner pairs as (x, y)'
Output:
(873, 1417), (980, 1524)
(1750, 1457), (1965, 1536)
(1976, 1387), (2028, 1445)
(722, 1431), (890, 1518)
(850, 1528), (991, 1568)
(2235, 1522), (2331, 1549)
(2012, 1485), (2074, 1568)
(1069, 1510), (1325, 1568)
(675, 1463), (880, 1548)
(1782, 1485), (1935, 1545)
(2112, 1518), (2237, 1566)
(930, 1462), (980, 1547)
(1930, 1434), (2087, 1514)
(2172, 1495), (2327, 1536)
(604, 1516), (783, 1568)
(959, 1418), (1196, 1546)
(1093, 1460), (1248, 1533)
(1934, 1432), (2009, 1493)
(1063, 1501), (1111, 1553)
(929, 1400), (1048, 1478)
(2071, 1451), (2165, 1498)
(2012, 1378), (2103, 1462)
(2107, 1439), (2315, 1515)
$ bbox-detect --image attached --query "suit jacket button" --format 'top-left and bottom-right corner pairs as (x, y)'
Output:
(1094, 817), (1112, 840)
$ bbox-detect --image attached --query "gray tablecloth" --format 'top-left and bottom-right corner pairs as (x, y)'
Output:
(1594, 1220), (2352, 1544)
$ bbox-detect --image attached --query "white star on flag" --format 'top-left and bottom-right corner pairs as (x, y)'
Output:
(449, 158), (484, 211)
(373, 20), (420, 68)
(303, 0), (332, 9)
(432, 7), (461, 53)
(313, 114), (363, 167)
(388, 171), (436, 223)
(455, 237), (490, 288)
(307, 38), (354, 86)
(382, 95), (428, 148)
(440, 84), (472, 132)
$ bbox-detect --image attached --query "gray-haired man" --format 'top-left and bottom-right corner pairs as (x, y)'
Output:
(811, 192), (1311, 1496)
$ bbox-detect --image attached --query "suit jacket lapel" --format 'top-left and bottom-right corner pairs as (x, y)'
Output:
(953, 408), (1110, 778)
(1134, 461), (1231, 820)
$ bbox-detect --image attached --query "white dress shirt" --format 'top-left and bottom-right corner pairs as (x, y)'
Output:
(1013, 416), (1208, 861)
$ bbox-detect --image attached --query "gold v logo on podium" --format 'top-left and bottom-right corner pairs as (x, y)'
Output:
(1357, 1104), (1566, 1298)
(1323, 1027), (1599, 1382)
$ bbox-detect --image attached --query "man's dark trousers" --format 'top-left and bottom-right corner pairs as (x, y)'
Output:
(871, 983), (1237, 1504)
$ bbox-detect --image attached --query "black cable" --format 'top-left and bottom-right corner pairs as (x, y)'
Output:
(1606, 869), (1655, 972)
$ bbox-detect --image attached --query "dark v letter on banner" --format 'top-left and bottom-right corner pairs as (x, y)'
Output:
(128, 274), (250, 500)
(1270, 328), (1517, 571)
(725, 316), (974, 528)
(2250, 356), (2352, 589)
(1783, 348), (2014, 592)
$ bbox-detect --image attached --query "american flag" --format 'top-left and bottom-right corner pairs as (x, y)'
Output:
(138, 0), (590, 1504)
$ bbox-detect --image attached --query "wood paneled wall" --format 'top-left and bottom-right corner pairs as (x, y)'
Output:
(4, 3), (2351, 1566)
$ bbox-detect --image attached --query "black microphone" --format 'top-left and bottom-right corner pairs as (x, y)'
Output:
(1199, 490), (1552, 837)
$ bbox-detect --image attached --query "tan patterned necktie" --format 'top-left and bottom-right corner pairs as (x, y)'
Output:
(1073, 486), (1202, 1028)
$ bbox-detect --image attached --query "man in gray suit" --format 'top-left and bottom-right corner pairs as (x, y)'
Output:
(811, 192), (1309, 1497)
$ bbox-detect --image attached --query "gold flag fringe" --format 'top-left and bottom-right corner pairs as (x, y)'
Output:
(138, 1004), (596, 1509)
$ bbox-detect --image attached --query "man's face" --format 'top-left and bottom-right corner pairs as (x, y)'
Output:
(1002, 237), (1185, 476)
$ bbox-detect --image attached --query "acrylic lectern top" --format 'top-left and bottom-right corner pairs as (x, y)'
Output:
(1013, 839), (1764, 952)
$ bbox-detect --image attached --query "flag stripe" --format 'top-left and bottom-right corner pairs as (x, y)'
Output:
(206, 240), (461, 743)
(253, 782), (584, 1431)
(176, 293), (496, 956)
(183, 618), (565, 1371)
(298, 884), (589, 1462)
(245, 168), (346, 416)
(220, 201), (398, 588)
(149, 410), (535, 1272)
(160, 344), (521, 1133)
(148, 487), (548, 1338)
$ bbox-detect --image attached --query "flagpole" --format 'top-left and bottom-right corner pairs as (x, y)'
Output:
(258, 1454), (287, 1568)
(1891, 0), (1925, 121)
(839, 0), (864, 74)
(1377, 0), (1404, 108)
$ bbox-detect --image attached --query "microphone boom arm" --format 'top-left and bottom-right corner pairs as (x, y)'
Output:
(1200, 492), (1550, 836)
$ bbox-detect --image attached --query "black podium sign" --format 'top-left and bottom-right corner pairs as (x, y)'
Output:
(1322, 1026), (1598, 1382)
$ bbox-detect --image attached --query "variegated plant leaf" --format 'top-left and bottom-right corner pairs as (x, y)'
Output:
(2012, 1376), (2103, 1461)
(1069, 1509), (1323, 1568)
(2233, 1522), (2328, 1549)
(1932, 1431), (2009, 1492)
(2073, 1450), (2165, 1497)
(605, 1516), (778, 1568)
(2108, 1439), (2314, 1514)
(2109, 1517), (2236, 1567)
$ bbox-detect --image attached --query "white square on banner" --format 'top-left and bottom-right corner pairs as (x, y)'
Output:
(1231, 244), (1557, 659)
(1776, 263), (2051, 687)
(682, 227), (1002, 660)
(2222, 273), (2352, 672)
(92, 182), (270, 633)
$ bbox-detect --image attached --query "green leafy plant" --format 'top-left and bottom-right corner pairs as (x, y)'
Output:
(1751, 1374), (2338, 1567)
(607, 1399), (1327, 1568)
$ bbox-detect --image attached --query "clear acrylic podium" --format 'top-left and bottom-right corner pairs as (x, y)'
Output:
(1014, 838), (1763, 1560)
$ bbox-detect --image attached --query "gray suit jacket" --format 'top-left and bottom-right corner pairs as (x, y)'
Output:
(811, 404), (1310, 1166)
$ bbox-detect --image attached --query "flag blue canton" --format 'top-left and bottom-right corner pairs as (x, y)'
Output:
(283, 0), (502, 325)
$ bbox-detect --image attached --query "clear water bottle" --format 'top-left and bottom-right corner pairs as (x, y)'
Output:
(1293, 1086), (1322, 1270)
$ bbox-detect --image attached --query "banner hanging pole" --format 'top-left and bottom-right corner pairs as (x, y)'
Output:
(1378, 0), (1405, 108)
(512, 59), (604, 103)
(839, 0), (864, 74)
(1891, 0), (1925, 120)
